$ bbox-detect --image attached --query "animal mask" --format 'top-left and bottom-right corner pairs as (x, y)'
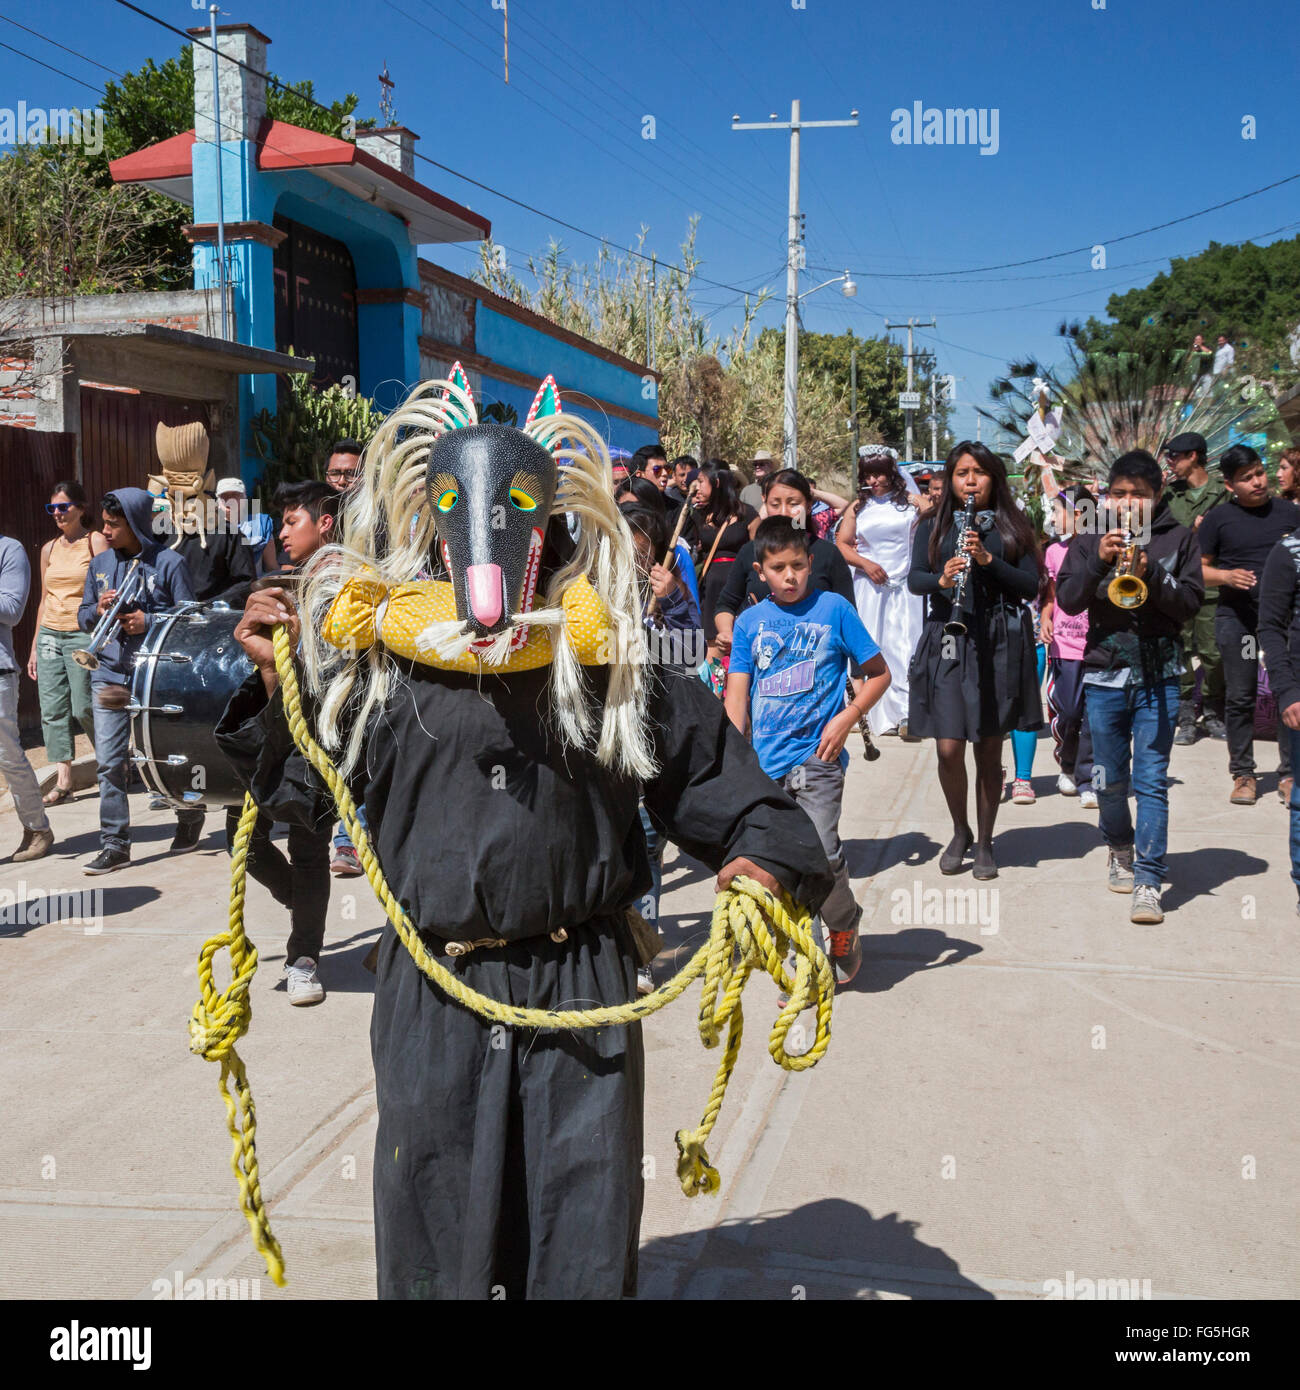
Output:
(428, 424), (557, 638)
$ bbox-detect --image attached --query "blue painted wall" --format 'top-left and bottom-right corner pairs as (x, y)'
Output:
(187, 136), (657, 478)
(475, 305), (659, 453)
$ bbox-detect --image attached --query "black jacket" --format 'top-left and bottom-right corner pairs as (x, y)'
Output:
(714, 536), (854, 618)
(908, 515), (1040, 618)
(1054, 499), (1203, 674)
(1259, 534), (1300, 714)
(167, 527), (257, 602)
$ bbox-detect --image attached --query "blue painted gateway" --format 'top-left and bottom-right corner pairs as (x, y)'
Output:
(110, 22), (659, 480)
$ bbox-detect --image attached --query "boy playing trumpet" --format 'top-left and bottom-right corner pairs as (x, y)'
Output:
(1055, 451), (1204, 923)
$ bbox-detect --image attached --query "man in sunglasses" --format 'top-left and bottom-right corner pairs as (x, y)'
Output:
(324, 440), (363, 495)
(1163, 432), (1228, 744)
(631, 442), (689, 536)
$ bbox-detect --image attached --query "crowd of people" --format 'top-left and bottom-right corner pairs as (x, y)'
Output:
(554, 428), (1300, 942)
(5, 382), (1300, 1305)
(3, 422), (1300, 1010)
(0, 432), (364, 1004)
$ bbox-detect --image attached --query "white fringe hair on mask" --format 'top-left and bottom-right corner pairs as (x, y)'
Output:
(296, 377), (657, 782)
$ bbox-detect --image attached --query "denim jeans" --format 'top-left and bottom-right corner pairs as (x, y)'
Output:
(1289, 726), (1300, 903)
(333, 804), (369, 852)
(0, 670), (49, 832)
(637, 800), (664, 925)
(92, 694), (203, 851)
(780, 755), (860, 935)
(1085, 678), (1179, 889)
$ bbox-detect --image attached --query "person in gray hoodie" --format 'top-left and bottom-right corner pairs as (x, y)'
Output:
(77, 488), (201, 874)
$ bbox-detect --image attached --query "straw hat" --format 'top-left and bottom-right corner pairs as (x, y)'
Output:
(155, 420), (210, 473)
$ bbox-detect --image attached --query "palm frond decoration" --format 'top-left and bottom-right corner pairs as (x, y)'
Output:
(979, 327), (1288, 491)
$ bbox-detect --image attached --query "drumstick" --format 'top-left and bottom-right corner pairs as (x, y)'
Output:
(647, 481), (699, 621)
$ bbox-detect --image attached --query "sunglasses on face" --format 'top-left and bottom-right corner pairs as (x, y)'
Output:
(648, 464), (666, 476)
(46, 502), (75, 514)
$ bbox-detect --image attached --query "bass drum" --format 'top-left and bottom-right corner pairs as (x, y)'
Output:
(129, 601), (254, 808)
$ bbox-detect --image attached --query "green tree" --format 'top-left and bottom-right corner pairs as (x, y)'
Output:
(773, 328), (954, 460)
(1074, 236), (1300, 390)
(250, 365), (384, 498)
(0, 145), (170, 297)
(92, 46), (373, 289)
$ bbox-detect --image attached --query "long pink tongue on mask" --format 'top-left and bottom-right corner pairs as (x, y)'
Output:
(466, 563), (504, 628)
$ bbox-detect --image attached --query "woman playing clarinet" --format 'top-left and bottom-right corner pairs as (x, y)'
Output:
(907, 441), (1044, 879)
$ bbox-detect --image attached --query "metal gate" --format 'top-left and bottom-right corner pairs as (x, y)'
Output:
(272, 214), (359, 390)
(80, 387), (209, 510)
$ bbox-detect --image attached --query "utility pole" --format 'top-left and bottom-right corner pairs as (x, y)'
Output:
(930, 373), (938, 463)
(883, 317), (936, 462)
(849, 341), (859, 470)
(647, 252), (656, 372)
(733, 100), (858, 470)
(209, 6), (228, 340)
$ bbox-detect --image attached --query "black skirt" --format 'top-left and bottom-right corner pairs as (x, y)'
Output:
(907, 601), (1044, 741)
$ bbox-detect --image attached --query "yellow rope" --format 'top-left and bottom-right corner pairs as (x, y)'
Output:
(191, 624), (834, 1283)
(188, 792), (286, 1286)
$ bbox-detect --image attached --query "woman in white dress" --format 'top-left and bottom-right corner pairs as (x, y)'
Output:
(837, 448), (924, 737)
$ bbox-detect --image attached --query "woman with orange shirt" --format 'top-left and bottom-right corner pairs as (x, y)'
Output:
(26, 481), (108, 803)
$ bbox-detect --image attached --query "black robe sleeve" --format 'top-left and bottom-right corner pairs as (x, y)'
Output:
(826, 541), (855, 604)
(1054, 533), (1107, 616)
(214, 669), (343, 830)
(982, 545), (1040, 601)
(641, 668), (834, 914)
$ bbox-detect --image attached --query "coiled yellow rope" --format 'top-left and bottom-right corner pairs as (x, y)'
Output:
(191, 624), (834, 1285)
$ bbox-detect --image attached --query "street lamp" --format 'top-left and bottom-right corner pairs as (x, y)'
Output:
(799, 271), (857, 303)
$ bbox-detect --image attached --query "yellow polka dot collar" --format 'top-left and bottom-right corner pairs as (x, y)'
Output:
(321, 573), (615, 674)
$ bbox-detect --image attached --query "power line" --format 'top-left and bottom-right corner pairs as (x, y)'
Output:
(383, 0), (777, 247)
(106, 0), (778, 298)
(0, 37), (105, 94)
(0, 14), (121, 77)
(423, 0), (778, 230)
(807, 170), (1300, 280)
(915, 328), (1029, 366)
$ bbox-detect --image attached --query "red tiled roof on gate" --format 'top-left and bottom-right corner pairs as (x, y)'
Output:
(110, 119), (490, 245)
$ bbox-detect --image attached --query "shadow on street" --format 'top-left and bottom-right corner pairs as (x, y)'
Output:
(639, 1196), (994, 1299)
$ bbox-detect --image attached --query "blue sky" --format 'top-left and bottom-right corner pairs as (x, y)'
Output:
(2, 0), (1297, 444)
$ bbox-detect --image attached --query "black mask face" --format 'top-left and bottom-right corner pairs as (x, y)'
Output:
(426, 424), (558, 637)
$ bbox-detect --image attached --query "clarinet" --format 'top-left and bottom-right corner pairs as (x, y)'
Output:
(944, 492), (978, 636)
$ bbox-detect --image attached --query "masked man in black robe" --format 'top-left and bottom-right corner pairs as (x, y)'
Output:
(215, 369), (834, 1299)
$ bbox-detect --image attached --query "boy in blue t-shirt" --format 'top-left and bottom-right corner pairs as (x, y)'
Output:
(725, 517), (891, 983)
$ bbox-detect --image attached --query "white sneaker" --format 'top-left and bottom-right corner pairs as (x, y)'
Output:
(636, 965), (655, 996)
(1079, 788), (1098, 809)
(1057, 774), (1078, 797)
(284, 957), (324, 1006)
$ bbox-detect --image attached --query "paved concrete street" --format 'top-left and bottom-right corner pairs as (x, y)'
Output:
(1, 728), (1296, 1300)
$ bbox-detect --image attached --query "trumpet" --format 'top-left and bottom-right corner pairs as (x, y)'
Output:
(944, 492), (978, 636)
(75, 558), (144, 670)
(1106, 508), (1148, 610)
